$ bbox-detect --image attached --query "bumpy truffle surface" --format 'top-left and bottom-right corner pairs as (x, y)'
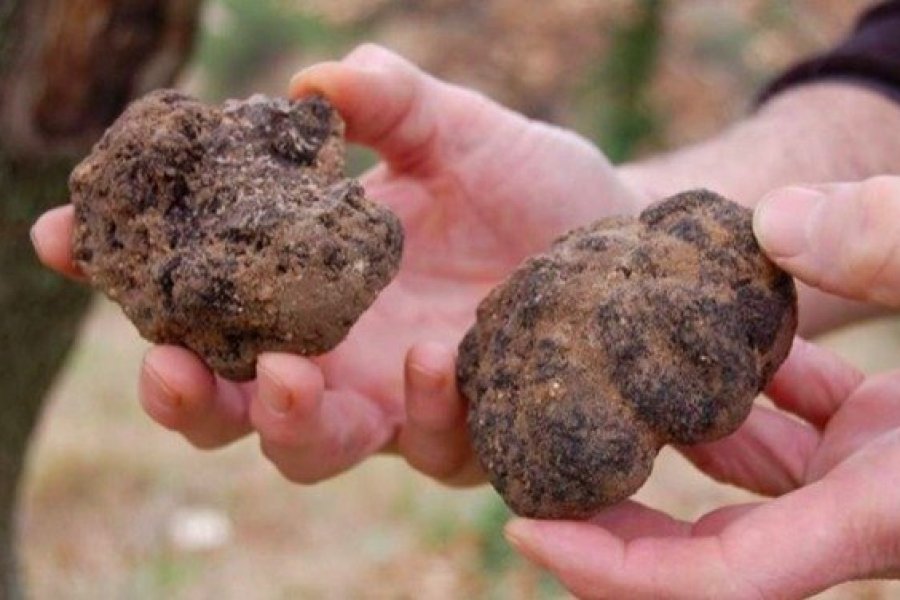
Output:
(457, 190), (797, 519)
(71, 90), (403, 381)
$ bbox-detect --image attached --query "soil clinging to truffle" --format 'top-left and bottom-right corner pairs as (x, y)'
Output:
(457, 190), (797, 519)
(71, 90), (403, 381)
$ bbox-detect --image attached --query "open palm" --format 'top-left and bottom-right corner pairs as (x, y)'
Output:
(32, 44), (640, 484)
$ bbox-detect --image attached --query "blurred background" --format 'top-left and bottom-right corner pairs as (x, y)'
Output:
(13, 0), (900, 598)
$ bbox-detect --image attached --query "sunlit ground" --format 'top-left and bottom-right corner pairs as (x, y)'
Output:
(18, 299), (900, 599)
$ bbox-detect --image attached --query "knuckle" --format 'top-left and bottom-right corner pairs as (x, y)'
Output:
(344, 43), (399, 68)
(260, 426), (302, 448)
(839, 178), (900, 298)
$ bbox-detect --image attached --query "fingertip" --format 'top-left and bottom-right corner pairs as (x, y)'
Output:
(140, 345), (215, 428)
(289, 44), (400, 95)
(504, 518), (607, 573)
(341, 43), (402, 69)
(288, 50), (434, 170)
(767, 337), (864, 427)
(256, 353), (324, 417)
(288, 61), (346, 99)
(289, 62), (398, 146)
(405, 341), (463, 431)
(31, 205), (85, 280)
(141, 356), (181, 414)
(753, 186), (824, 260)
(504, 518), (533, 545)
(406, 341), (454, 392)
(780, 336), (863, 385)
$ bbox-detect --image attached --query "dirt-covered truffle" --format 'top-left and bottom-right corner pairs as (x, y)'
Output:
(71, 90), (403, 381)
(457, 190), (797, 519)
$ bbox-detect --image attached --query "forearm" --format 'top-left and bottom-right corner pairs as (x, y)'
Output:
(619, 82), (900, 336)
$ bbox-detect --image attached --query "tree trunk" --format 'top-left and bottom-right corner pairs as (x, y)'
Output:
(0, 2), (201, 597)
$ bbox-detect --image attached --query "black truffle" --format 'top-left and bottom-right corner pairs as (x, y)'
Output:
(457, 190), (797, 519)
(71, 90), (403, 381)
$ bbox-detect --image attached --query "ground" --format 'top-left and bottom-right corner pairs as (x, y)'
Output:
(20, 301), (900, 599)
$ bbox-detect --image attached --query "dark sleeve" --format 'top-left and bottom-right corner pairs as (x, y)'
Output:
(759, 1), (900, 103)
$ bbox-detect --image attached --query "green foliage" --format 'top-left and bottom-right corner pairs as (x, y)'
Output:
(346, 145), (379, 178)
(474, 495), (517, 575)
(577, 0), (665, 162)
(194, 0), (351, 100)
(129, 552), (202, 598)
(537, 570), (569, 598)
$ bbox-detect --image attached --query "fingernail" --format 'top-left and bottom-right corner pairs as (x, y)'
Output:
(754, 187), (824, 258)
(504, 519), (547, 566)
(409, 362), (447, 395)
(29, 221), (43, 256)
(258, 366), (292, 414)
(144, 362), (181, 409)
(288, 67), (314, 91)
(504, 519), (531, 548)
(408, 342), (453, 390)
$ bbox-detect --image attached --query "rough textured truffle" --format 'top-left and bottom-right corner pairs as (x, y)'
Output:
(71, 90), (403, 381)
(457, 190), (797, 519)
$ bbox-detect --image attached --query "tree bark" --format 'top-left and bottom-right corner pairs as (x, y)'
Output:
(0, 2), (201, 597)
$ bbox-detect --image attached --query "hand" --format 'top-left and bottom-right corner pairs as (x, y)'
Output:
(753, 177), (900, 307)
(503, 176), (900, 599)
(31, 44), (640, 484)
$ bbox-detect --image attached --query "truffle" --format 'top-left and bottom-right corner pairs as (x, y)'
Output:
(457, 190), (797, 519)
(71, 90), (403, 381)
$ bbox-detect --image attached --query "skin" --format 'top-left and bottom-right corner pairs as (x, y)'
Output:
(32, 44), (638, 484)
(499, 179), (900, 599)
(504, 179), (900, 597)
(31, 44), (900, 597)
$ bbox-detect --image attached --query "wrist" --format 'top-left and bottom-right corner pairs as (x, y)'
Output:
(618, 81), (900, 209)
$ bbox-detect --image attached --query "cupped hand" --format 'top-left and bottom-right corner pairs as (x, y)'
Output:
(506, 338), (900, 599)
(31, 44), (640, 484)
(503, 176), (900, 599)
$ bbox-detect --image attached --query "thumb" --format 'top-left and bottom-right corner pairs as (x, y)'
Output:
(288, 43), (522, 174)
(754, 177), (900, 307)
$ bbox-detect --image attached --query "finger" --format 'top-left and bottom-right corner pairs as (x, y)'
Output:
(691, 503), (760, 536)
(30, 205), (85, 280)
(139, 345), (252, 448)
(506, 475), (875, 600)
(289, 43), (515, 174)
(590, 500), (759, 540)
(679, 404), (819, 495)
(397, 342), (484, 486)
(505, 519), (740, 600)
(807, 370), (900, 480)
(765, 337), (864, 428)
(250, 353), (396, 484)
(588, 501), (690, 540)
(754, 177), (900, 306)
